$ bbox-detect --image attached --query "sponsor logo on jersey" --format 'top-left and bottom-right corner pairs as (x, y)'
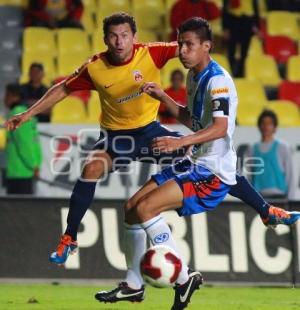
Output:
(116, 89), (143, 104)
(212, 100), (221, 110)
(133, 70), (143, 82)
(154, 233), (169, 243)
(211, 87), (229, 95)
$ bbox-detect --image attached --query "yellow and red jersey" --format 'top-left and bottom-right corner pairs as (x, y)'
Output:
(65, 42), (178, 130)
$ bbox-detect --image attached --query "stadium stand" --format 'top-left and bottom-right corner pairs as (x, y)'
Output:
(287, 55), (300, 82)
(57, 28), (91, 56)
(237, 104), (263, 126)
(132, 0), (165, 31)
(87, 91), (101, 123)
(23, 27), (56, 55)
(57, 52), (90, 76)
(21, 52), (56, 85)
(264, 35), (298, 64)
(0, 5), (23, 28)
(96, 0), (131, 28)
(161, 58), (188, 88)
(245, 55), (281, 88)
(0, 28), (22, 55)
(248, 36), (264, 57)
(211, 53), (231, 73)
(266, 11), (299, 41)
(235, 79), (268, 107)
(92, 29), (107, 54)
(267, 100), (300, 126)
(51, 96), (87, 123)
(279, 81), (300, 108)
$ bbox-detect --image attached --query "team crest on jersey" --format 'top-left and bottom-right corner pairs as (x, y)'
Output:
(133, 70), (143, 82)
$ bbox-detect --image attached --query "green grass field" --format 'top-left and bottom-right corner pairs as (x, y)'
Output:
(1, 284), (300, 310)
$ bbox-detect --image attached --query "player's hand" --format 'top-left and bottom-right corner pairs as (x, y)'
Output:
(33, 168), (40, 178)
(152, 136), (183, 153)
(4, 111), (31, 131)
(142, 82), (165, 101)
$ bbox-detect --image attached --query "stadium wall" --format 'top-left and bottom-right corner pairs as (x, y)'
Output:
(23, 124), (300, 200)
(1, 198), (300, 285)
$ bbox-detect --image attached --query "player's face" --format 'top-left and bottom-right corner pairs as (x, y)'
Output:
(259, 116), (276, 137)
(105, 23), (136, 63)
(178, 31), (210, 70)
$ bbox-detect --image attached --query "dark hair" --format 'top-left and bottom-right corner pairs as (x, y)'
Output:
(6, 83), (21, 97)
(103, 12), (136, 37)
(30, 62), (44, 71)
(178, 17), (212, 42)
(171, 69), (184, 80)
(257, 109), (278, 128)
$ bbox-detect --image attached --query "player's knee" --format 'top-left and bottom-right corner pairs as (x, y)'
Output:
(82, 161), (103, 180)
(124, 199), (135, 212)
(135, 197), (151, 221)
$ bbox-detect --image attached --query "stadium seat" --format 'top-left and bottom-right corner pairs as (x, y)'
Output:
(23, 27), (56, 55)
(96, 0), (131, 26)
(166, 0), (177, 9)
(245, 55), (281, 87)
(137, 30), (158, 43)
(0, 28), (22, 55)
(161, 58), (187, 88)
(57, 52), (90, 76)
(266, 11), (299, 41)
(0, 0), (27, 6)
(264, 35), (297, 64)
(22, 52), (57, 83)
(286, 55), (300, 82)
(278, 81), (300, 107)
(132, 0), (165, 30)
(51, 96), (87, 124)
(234, 78), (267, 107)
(248, 36), (264, 57)
(237, 104), (263, 126)
(267, 100), (300, 126)
(81, 7), (95, 35)
(57, 29), (91, 56)
(0, 6), (23, 28)
(87, 91), (101, 123)
(92, 30), (107, 54)
(0, 128), (6, 150)
(211, 53), (231, 73)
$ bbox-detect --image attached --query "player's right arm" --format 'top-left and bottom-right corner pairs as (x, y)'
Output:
(142, 82), (191, 128)
(5, 81), (69, 131)
(6, 57), (96, 131)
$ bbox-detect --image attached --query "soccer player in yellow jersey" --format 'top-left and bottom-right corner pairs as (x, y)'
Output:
(5, 12), (300, 307)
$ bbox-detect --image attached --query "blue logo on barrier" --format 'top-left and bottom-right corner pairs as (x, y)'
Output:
(154, 233), (169, 243)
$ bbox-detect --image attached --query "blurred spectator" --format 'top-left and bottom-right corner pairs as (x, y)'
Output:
(159, 69), (187, 124)
(4, 83), (42, 195)
(21, 63), (49, 122)
(249, 110), (296, 200)
(25, 0), (83, 29)
(222, 0), (260, 77)
(169, 0), (220, 40)
(266, 0), (300, 11)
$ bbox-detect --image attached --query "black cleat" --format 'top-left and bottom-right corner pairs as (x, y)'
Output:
(95, 282), (145, 303)
(171, 270), (203, 310)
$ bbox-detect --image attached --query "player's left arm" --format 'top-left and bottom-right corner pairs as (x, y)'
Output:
(152, 76), (230, 152)
(152, 116), (227, 152)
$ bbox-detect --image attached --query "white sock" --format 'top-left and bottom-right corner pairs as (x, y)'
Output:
(123, 223), (147, 289)
(141, 215), (189, 285)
